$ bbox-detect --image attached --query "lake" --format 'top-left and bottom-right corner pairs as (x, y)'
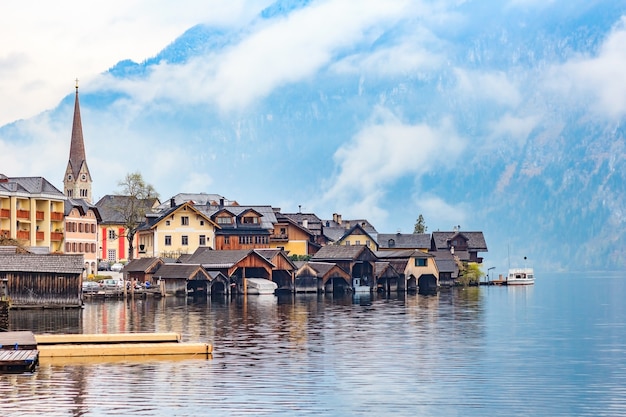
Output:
(1, 272), (625, 416)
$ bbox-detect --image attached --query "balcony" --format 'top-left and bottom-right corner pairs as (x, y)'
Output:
(16, 210), (30, 219)
(0, 208), (9, 218)
(50, 232), (64, 241)
(51, 212), (64, 221)
(36, 231), (44, 241)
(270, 233), (289, 242)
(36, 211), (44, 221)
(16, 230), (30, 240)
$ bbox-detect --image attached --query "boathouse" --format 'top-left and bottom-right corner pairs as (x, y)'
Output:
(255, 248), (297, 292)
(311, 245), (378, 292)
(294, 261), (351, 293)
(124, 257), (164, 285)
(152, 263), (211, 296)
(0, 253), (84, 308)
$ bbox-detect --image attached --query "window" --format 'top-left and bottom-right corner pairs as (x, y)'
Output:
(217, 217), (232, 225)
(280, 227), (286, 235)
(107, 249), (116, 262)
(200, 220), (204, 226)
(366, 241), (371, 247)
(242, 216), (259, 224)
(355, 240), (361, 246)
(80, 189), (88, 197)
(181, 216), (189, 226)
(91, 224), (96, 233)
(166, 220), (170, 226)
(165, 235), (172, 246)
(199, 235), (206, 246)
(388, 239), (395, 248)
(79, 223), (84, 233)
(345, 241), (350, 246)
(182, 235), (188, 245)
(224, 236), (230, 244)
(415, 258), (427, 267)
(108, 229), (116, 239)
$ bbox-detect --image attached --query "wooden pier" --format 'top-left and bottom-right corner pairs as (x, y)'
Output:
(0, 331), (39, 373)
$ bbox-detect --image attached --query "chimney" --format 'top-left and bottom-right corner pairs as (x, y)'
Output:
(219, 198), (224, 208)
(298, 205), (302, 213)
(170, 198), (176, 208)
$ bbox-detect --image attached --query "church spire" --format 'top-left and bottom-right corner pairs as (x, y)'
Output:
(64, 79), (92, 203)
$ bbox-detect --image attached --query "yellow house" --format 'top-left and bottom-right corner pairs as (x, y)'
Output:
(0, 175), (65, 253)
(335, 223), (379, 251)
(137, 201), (219, 259)
(405, 250), (439, 292)
(270, 212), (318, 257)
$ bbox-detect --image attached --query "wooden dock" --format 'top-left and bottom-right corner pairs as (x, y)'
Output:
(0, 331), (39, 373)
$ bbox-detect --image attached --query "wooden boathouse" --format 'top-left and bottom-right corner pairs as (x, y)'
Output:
(0, 254), (84, 308)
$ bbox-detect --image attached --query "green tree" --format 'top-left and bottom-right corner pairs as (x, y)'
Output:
(414, 214), (428, 234)
(115, 172), (159, 261)
(456, 262), (484, 286)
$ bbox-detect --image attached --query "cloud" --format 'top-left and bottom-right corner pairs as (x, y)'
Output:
(487, 113), (541, 148)
(548, 16), (626, 118)
(0, 0), (272, 125)
(454, 69), (522, 107)
(412, 195), (468, 231)
(319, 107), (465, 224)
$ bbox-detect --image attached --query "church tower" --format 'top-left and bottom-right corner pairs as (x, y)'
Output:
(63, 80), (92, 203)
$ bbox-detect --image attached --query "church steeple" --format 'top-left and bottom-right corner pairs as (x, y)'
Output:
(63, 79), (92, 203)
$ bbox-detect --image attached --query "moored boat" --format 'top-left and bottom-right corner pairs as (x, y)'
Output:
(245, 278), (278, 295)
(506, 268), (535, 285)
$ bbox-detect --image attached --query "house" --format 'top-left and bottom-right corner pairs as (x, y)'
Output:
(0, 253), (84, 308)
(186, 247), (276, 294)
(333, 223), (379, 250)
(294, 261), (352, 293)
(432, 253), (459, 287)
(281, 211), (328, 247)
(123, 257), (164, 285)
(137, 200), (219, 259)
(255, 248), (297, 292)
(151, 263), (212, 296)
(311, 245), (378, 292)
(431, 231), (488, 264)
(321, 213), (378, 246)
(64, 198), (101, 276)
(405, 250), (439, 292)
(95, 194), (160, 263)
(270, 211), (319, 257)
(206, 205), (276, 250)
(377, 232), (430, 252)
(374, 261), (403, 293)
(0, 175), (66, 253)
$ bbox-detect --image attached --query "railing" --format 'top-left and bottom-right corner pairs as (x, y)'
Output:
(50, 232), (64, 241)
(16, 230), (30, 240)
(50, 212), (64, 221)
(0, 209), (9, 218)
(36, 231), (44, 241)
(16, 210), (30, 219)
(36, 211), (44, 220)
(270, 234), (289, 242)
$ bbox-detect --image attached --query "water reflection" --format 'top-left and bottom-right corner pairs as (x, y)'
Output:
(3, 275), (625, 416)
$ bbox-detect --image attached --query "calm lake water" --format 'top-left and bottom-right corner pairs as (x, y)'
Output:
(2, 272), (626, 417)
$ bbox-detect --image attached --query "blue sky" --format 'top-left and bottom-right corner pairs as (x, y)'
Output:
(1, 0), (625, 269)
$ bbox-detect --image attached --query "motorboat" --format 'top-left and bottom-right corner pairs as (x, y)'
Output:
(351, 277), (371, 293)
(506, 268), (535, 285)
(245, 278), (278, 295)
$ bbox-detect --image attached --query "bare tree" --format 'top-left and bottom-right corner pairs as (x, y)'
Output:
(115, 172), (159, 261)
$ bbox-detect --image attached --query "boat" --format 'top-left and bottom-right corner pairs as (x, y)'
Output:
(506, 268), (535, 285)
(351, 277), (371, 293)
(245, 278), (278, 295)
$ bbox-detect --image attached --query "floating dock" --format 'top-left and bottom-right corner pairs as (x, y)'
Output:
(0, 331), (39, 372)
(0, 331), (211, 372)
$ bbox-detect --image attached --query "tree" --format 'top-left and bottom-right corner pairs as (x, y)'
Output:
(115, 172), (159, 261)
(414, 214), (428, 234)
(456, 262), (484, 286)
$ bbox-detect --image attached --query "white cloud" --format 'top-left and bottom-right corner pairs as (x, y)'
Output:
(412, 195), (468, 232)
(454, 69), (522, 107)
(487, 113), (541, 148)
(0, 0), (272, 125)
(319, 107), (465, 225)
(548, 16), (626, 119)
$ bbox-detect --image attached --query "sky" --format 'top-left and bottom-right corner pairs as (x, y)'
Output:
(1, 0), (626, 266)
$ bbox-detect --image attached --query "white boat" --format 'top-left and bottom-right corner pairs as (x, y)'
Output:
(506, 268), (535, 285)
(245, 278), (278, 295)
(351, 277), (371, 293)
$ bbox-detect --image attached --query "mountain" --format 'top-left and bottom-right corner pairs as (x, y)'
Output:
(1, 0), (625, 271)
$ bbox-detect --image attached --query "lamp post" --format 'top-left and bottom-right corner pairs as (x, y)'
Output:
(487, 266), (495, 283)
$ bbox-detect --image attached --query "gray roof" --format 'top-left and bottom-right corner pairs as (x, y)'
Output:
(312, 245), (375, 261)
(64, 198), (101, 221)
(301, 261), (342, 277)
(186, 248), (254, 268)
(281, 213), (324, 235)
(378, 233), (431, 249)
(431, 231), (488, 251)
(155, 193), (233, 211)
(374, 249), (419, 259)
(0, 254), (84, 273)
(0, 176), (64, 198)
(196, 205), (278, 230)
(95, 195), (160, 224)
(153, 263), (206, 279)
(124, 257), (162, 273)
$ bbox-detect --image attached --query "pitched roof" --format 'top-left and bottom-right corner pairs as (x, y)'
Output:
(124, 257), (163, 273)
(336, 223), (378, 246)
(281, 212), (323, 235)
(431, 231), (488, 251)
(374, 249), (418, 259)
(153, 263), (207, 279)
(0, 176), (64, 198)
(64, 198), (101, 221)
(155, 193), (232, 211)
(95, 195), (160, 224)
(0, 254), (84, 274)
(312, 245), (375, 261)
(68, 86), (89, 179)
(186, 247), (254, 268)
(377, 233), (431, 249)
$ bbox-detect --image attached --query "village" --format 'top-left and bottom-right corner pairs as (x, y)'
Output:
(0, 85), (488, 309)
